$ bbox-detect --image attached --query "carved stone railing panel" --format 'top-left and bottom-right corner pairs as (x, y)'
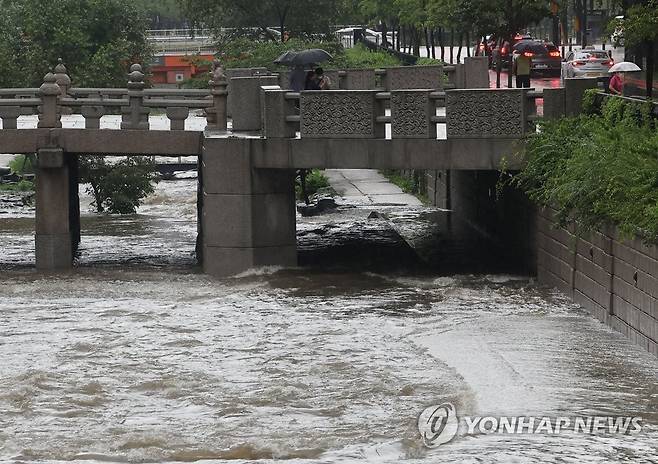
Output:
(446, 89), (528, 138)
(300, 90), (379, 138)
(384, 65), (444, 91)
(390, 90), (436, 139)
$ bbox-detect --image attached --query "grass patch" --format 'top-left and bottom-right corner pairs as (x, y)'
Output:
(380, 169), (430, 204)
(0, 179), (34, 192)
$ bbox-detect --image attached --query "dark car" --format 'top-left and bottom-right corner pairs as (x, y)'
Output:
(518, 41), (562, 76)
(490, 34), (534, 68)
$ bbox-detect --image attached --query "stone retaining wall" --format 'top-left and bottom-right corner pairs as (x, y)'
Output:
(537, 207), (658, 357)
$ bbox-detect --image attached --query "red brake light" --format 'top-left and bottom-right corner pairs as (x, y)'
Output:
(502, 47), (507, 54)
(549, 51), (560, 57)
(523, 52), (534, 57)
(603, 60), (614, 67)
(573, 60), (586, 66)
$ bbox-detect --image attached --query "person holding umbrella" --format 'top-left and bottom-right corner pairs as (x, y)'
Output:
(607, 61), (641, 96)
(513, 52), (532, 88)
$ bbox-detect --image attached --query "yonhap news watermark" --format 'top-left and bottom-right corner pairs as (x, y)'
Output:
(418, 402), (643, 448)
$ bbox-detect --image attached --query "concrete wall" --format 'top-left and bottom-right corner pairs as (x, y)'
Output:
(537, 207), (658, 357)
(201, 138), (297, 277)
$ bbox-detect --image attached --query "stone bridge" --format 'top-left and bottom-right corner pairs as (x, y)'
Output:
(0, 57), (597, 276)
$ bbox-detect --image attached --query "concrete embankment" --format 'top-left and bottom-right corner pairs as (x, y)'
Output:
(537, 206), (658, 357)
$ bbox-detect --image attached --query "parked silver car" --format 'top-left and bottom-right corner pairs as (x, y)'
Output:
(562, 49), (614, 79)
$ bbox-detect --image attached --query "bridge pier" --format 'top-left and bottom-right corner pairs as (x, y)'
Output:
(35, 148), (74, 270)
(201, 138), (297, 277)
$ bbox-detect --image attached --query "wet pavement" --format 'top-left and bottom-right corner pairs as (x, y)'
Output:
(325, 170), (422, 206)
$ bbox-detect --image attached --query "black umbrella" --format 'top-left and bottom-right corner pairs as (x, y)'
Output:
(513, 40), (547, 55)
(274, 49), (333, 66)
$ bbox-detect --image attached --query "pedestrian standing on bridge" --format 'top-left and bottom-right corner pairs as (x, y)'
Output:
(513, 53), (531, 88)
(305, 70), (321, 90)
(315, 67), (331, 90)
(289, 65), (306, 92)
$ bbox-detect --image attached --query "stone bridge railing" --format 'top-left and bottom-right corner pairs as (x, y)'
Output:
(260, 87), (540, 139)
(0, 56), (600, 143)
(0, 60), (228, 131)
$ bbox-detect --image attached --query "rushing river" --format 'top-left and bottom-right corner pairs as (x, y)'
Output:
(1, 176), (657, 463)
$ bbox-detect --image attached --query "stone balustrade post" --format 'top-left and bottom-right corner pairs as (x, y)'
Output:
(53, 58), (71, 96)
(543, 88), (566, 119)
(564, 77), (598, 116)
(261, 85), (296, 138)
(167, 107), (190, 130)
(80, 105), (105, 129)
(37, 72), (62, 128)
(206, 61), (228, 131)
(0, 106), (21, 129)
(121, 64), (149, 130)
(53, 58), (72, 115)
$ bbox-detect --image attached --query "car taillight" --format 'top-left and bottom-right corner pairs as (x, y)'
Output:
(479, 44), (485, 50)
(603, 60), (614, 67)
(573, 61), (586, 66)
(549, 51), (560, 57)
(501, 47), (507, 54)
(523, 51), (534, 57)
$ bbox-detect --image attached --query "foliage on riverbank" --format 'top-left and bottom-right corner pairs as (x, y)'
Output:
(9, 155), (34, 175)
(296, 169), (331, 201)
(79, 157), (159, 214)
(0, 180), (34, 192)
(513, 94), (658, 242)
(380, 169), (429, 204)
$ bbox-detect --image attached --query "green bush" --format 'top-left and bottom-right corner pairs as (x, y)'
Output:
(79, 156), (159, 214)
(295, 169), (330, 200)
(416, 57), (444, 66)
(332, 43), (400, 69)
(0, 179), (34, 191)
(9, 155), (34, 175)
(514, 96), (658, 242)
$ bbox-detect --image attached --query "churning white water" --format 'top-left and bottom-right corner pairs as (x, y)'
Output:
(1, 177), (657, 463)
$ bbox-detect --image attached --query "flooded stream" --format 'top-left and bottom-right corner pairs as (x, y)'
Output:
(1, 176), (657, 463)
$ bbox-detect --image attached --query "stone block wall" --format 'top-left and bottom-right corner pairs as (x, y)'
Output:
(537, 207), (658, 357)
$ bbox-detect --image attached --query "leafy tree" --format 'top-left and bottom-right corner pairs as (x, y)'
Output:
(79, 157), (159, 214)
(181, 0), (345, 41)
(0, 0), (150, 87)
(613, 0), (658, 98)
(135, 0), (186, 29)
(488, 0), (550, 87)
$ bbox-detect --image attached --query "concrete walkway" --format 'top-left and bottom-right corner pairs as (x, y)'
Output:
(325, 169), (422, 206)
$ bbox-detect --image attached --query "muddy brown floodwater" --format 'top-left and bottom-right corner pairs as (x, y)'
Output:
(1, 177), (657, 463)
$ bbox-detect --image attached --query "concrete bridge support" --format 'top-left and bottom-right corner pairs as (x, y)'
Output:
(201, 139), (297, 277)
(35, 148), (74, 270)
